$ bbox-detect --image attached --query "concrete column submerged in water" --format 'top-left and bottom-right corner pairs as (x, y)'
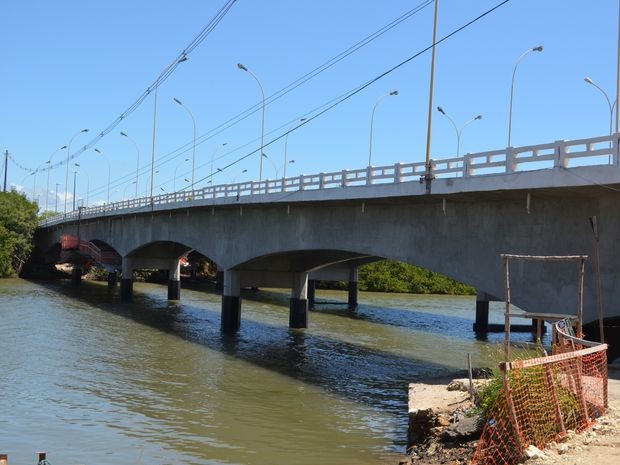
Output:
(120, 257), (133, 302)
(168, 258), (181, 301)
(307, 279), (316, 310)
(107, 271), (117, 287)
(71, 267), (82, 286)
(348, 266), (359, 309)
(289, 272), (309, 328)
(221, 269), (241, 333)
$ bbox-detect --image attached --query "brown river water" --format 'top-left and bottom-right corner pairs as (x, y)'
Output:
(0, 278), (536, 465)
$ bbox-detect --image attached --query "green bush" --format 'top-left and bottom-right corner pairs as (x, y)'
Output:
(0, 190), (39, 277)
(357, 260), (476, 295)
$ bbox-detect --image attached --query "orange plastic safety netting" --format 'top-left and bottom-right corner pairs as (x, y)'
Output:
(471, 326), (608, 465)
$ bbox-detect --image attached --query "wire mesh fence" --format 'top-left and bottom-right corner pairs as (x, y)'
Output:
(471, 322), (608, 465)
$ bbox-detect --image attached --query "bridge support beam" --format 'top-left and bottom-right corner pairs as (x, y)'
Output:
(307, 279), (316, 310)
(348, 267), (359, 309)
(71, 267), (82, 286)
(289, 272), (309, 329)
(473, 291), (491, 333)
(221, 269), (241, 333)
(107, 271), (117, 288)
(167, 259), (181, 301)
(121, 257), (133, 302)
(216, 265), (224, 292)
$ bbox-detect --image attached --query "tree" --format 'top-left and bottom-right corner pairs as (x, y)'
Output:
(0, 190), (39, 277)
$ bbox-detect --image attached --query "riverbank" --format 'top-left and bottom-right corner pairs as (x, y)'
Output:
(395, 365), (620, 465)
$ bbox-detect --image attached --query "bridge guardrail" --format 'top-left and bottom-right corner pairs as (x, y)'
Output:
(40, 133), (619, 227)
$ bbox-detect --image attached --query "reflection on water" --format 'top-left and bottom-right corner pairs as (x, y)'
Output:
(0, 279), (537, 465)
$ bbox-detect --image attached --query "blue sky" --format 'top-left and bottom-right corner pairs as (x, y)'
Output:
(1, 0), (618, 207)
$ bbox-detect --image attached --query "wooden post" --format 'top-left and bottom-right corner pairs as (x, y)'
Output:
(544, 365), (566, 434)
(589, 217), (605, 343)
(577, 258), (585, 337)
(467, 353), (474, 401)
(504, 255), (511, 359)
(500, 364), (523, 448)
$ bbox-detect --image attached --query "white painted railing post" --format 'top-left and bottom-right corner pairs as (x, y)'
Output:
(366, 166), (373, 185)
(554, 140), (567, 169)
(341, 169), (348, 187)
(299, 175), (305, 191)
(394, 163), (402, 183)
(613, 133), (620, 165)
(505, 147), (515, 173)
(463, 154), (472, 177)
(319, 173), (325, 189)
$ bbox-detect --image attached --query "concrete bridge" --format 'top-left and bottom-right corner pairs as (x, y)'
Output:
(35, 134), (620, 338)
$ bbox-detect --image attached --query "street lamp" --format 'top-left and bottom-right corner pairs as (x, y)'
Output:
(261, 153), (278, 179)
(150, 54), (188, 199)
(368, 90), (398, 166)
(584, 77), (616, 152)
(284, 118), (306, 179)
(94, 148), (111, 204)
(508, 45), (543, 147)
(64, 128), (89, 214)
(74, 163), (89, 207)
(120, 131), (140, 198)
(72, 168), (78, 211)
(217, 168), (247, 184)
(238, 63), (266, 182)
(123, 181), (137, 199)
(173, 97), (197, 188)
(437, 107), (482, 157)
(54, 183), (60, 213)
(45, 145), (67, 213)
(174, 158), (190, 191)
(210, 142), (228, 187)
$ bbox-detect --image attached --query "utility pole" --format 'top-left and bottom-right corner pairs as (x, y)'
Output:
(3, 150), (8, 192)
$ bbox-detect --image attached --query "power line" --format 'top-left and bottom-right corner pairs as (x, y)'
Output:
(77, 0), (436, 199)
(9, 0), (237, 175)
(184, 0), (513, 190)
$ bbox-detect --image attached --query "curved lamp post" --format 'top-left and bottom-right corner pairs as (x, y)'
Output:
(508, 45), (543, 147)
(94, 148), (111, 204)
(174, 158), (190, 192)
(584, 77), (616, 137)
(173, 97), (197, 188)
(210, 142), (228, 188)
(284, 118), (306, 179)
(237, 63), (266, 182)
(120, 131), (140, 198)
(73, 163), (89, 207)
(369, 90), (398, 166)
(45, 145), (67, 212)
(64, 128), (89, 214)
(261, 153), (278, 179)
(150, 54), (188, 199)
(217, 168), (247, 184)
(437, 107), (482, 157)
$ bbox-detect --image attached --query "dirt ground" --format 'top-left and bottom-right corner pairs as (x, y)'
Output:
(394, 367), (620, 465)
(526, 373), (620, 465)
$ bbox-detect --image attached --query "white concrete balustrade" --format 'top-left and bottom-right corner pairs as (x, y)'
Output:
(41, 133), (619, 227)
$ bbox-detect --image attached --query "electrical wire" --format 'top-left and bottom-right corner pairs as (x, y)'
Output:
(71, 0), (437, 199)
(9, 0), (237, 174)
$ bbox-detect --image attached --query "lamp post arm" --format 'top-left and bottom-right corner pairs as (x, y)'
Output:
(508, 49), (536, 147)
(245, 68), (266, 182)
(369, 93), (391, 167)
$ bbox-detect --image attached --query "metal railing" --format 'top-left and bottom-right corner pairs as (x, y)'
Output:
(40, 133), (619, 227)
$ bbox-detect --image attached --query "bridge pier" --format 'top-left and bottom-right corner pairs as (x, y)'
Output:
(167, 259), (181, 301)
(307, 279), (316, 310)
(216, 266), (224, 292)
(289, 272), (309, 329)
(71, 267), (82, 286)
(473, 291), (491, 333)
(347, 267), (358, 309)
(107, 271), (117, 287)
(221, 269), (241, 333)
(120, 257), (133, 302)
